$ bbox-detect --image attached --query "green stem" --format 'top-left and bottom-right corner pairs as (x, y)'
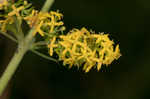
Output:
(0, 0), (55, 96)
(30, 49), (58, 63)
(33, 41), (47, 46)
(0, 32), (17, 43)
(41, 0), (54, 12)
(0, 42), (27, 95)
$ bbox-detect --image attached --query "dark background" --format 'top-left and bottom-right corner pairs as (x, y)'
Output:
(0, 0), (150, 99)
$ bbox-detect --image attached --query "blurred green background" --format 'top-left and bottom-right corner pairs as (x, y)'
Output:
(0, 0), (150, 99)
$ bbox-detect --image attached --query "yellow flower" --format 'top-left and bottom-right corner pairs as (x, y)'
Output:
(63, 58), (74, 68)
(48, 36), (58, 56)
(8, 5), (24, 18)
(81, 27), (90, 36)
(61, 49), (75, 68)
(114, 44), (121, 59)
(83, 61), (95, 72)
(32, 20), (45, 36)
(0, 16), (14, 32)
(38, 12), (51, 20)
(24, 9), (38, 27)
(50, 11), (63, 20)
(46, 15), (64, 33)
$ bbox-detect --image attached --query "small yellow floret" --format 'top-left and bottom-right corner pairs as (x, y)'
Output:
(8, 5), (24, 18)
(0, 16), (14, 32)
(32, 21), (45, 36)
(48, 36), (58, 56)
(24, 9), (38, 27)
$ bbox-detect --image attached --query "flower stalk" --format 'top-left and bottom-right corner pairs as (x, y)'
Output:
(0, 0), (55, 96)
(0, 41), (27, 95)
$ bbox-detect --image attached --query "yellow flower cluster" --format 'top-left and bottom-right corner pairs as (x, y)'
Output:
(0, 1), (26, 32)
(0, 0), (64, 36)
(48, 28), (121, 72)
(24, 10), (64, 36)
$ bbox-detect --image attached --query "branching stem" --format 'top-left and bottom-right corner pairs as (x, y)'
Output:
(0, 0), (55, 96)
